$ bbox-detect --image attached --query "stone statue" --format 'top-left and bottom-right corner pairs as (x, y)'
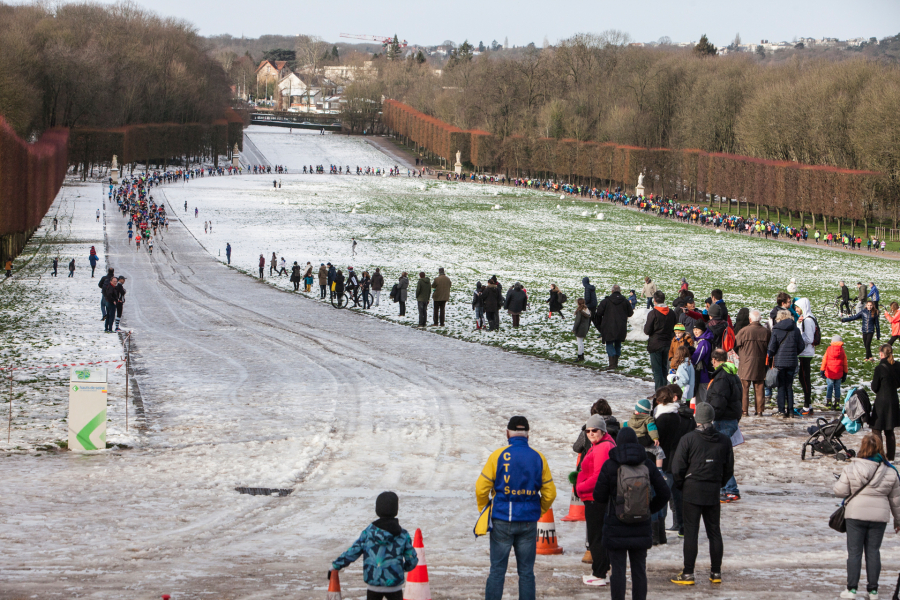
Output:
(111, 155), (118, 169)
(455, 150), (462, 165)
(637, 172), (644, 187)
(233, 143), (239, 155)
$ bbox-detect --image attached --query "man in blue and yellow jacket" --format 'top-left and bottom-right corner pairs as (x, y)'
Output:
(476, 416), (556, 600)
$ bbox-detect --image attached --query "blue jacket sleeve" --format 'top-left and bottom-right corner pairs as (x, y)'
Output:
(400, 533), (419, 573)
(842, 312), (862, 323)
(332, 529), (368, 571)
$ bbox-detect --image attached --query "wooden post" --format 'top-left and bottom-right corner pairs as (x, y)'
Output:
(125, 337), (129, 432)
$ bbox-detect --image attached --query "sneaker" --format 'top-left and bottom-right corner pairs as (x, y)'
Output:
(723, 492), (741, 503)
(800, 407), (814, 415)
(671, 572), (695, 585)
(709, 572), (722, 583)
(665, 523), (680, 532)
(868, 592), (878, 600)
(582, 575), (607, 587)
(839, 590), (858, 599)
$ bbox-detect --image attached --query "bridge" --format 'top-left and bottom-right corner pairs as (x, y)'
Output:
(250, 112), (343, 132)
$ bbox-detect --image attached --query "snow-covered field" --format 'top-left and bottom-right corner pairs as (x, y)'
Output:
(167, 126), (900, 399)
(1, 128), (898, 599)
(0, 183), (128, 452)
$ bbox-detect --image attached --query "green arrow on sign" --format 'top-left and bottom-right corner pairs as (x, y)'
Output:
(76, 409), (106, 451)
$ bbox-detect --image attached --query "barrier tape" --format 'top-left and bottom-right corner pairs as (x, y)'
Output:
(0, 360), (124, 372)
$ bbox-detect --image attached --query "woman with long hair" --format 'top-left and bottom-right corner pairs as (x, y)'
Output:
(884, 302), (900, 346)
(670, 344), (696, 402)
(871, 344), (900, 461)
(834, 432), (900, 599)
(572, 297), (592, 362)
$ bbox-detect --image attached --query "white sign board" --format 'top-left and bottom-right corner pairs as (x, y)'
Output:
(68, 367), (108, 452)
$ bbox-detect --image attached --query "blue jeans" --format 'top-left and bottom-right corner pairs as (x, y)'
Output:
(646, 297), (653, 309)
(605, 341), (622, 357)
(485, 519), (536, 600)
(827, 378), (842, 403)
(713, 419), (739, 495)
(776, 366), (797, 415)
(101, 297), (109, 319)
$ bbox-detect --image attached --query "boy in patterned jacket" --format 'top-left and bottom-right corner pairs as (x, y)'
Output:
(330, 491), (418, 600)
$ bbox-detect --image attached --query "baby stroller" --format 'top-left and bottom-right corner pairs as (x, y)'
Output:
(800, 387), (871, 461)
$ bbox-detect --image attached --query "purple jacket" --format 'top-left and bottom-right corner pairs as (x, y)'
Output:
(692, 329), (715, 384)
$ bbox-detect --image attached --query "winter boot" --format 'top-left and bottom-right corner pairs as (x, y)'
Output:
(575, 354), (585, 362)
(651, 521), (660, 546)
(608, 355), (619, 370)
(581, 549), (592, 564)
(657, 521), (667, 545)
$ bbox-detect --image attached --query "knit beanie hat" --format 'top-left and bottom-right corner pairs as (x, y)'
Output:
(635, 398), (652, 414)
(832, 334), (843, 344)
(585, 414), (607, 432)
(375, 491), (399, 518)
(695, 402), (715, 425)
(674, 323), (685, 332)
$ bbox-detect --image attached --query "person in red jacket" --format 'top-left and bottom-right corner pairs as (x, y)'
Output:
(575, 415), (616, 587)
(820, 334), (849, 409)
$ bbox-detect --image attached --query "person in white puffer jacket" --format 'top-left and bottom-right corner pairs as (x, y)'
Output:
(833, 432), (900, 600)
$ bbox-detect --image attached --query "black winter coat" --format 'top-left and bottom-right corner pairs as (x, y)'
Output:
(768, 318), (804, 368)
(290, 265), (302, 282)
(506, 289), (528, 313)
(596, 292), (634, 343)
(706, 365), (743, 421)
(482, 284), (502, 311)
(671, 427), (734, 505)
(582, 278), (598, 311)
(644, 307), (677, 354)
(547, 290), (563, 312)
(593, 428), (670, 550)
(655, 404), (696, 472)
(871, 358), (900, 430)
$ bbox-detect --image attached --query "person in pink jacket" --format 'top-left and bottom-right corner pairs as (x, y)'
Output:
(575, 415), (616, 587)
(885, 302), (900, 346)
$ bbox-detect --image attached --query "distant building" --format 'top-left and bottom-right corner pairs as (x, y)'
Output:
(256, 60), (292, 85)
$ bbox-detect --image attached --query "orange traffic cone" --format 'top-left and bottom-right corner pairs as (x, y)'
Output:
(561, 456), (585, 522)
(690, 397), (696, 414)
(404, 529), (431, 600)
(536, 509), (563, 555)
(327, 570), (342, 600)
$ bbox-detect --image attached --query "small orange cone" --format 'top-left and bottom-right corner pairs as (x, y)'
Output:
(536, 509), (563, 555)
(561, 456), (585, 522)
(690, 397), (696, 414)
(327, 570), (342, 600)
(404, 529), (431, 600)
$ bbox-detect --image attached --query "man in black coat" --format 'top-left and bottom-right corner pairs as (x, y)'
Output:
(594, 427), (670, 600)
(644, 291), (677, 390)
(705, 349), (743, 501)
(839, 281), (851, 316)
(655, 390), (697, 537)
(670, 403), (734, 586)
(596, 284), (634, 370)
(102, 277), (118, 332)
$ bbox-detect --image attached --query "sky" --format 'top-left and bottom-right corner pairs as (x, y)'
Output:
(19, 0), (900, 48)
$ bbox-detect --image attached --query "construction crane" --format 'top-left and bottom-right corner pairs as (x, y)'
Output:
(339, 33), (408, 49)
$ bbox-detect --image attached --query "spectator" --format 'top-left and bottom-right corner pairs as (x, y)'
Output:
(670, 402), (734, 586)
(706, 349), (743, 502)
(596, 284), (634, 370)
(397, 272), (409, 316)
(583, 277), (598, 314)
(575, 414), (616, 586)
(68, 258), (75, 278)
(573, 298), (591, 362)
(318, 263), (328, 299)
(593, 427), (671, 600)
(642, 276), (658, 309)
(226, 242), (231, 265)
(768, 309), (804, 418)
(655, 385), (696, 538)
(734, 310), (771, 416)
(843, 301), (879, 362)
(371, 268), (384, 307)
(258, 254), (265, 279)
(505, 283), (528, 328)
(821, 334), (849, 410)
(834, 432), (900, 600)
(644, 291), (676, 390)
(482, 277), (502, 331)
(431, 267), (451, 326)
(476, 416), (557, 600)
(416, 272), (431, 328)
(870, 344), (900, 462)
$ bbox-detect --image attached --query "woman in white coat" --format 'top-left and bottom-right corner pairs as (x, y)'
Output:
(834, 432), (900, 599)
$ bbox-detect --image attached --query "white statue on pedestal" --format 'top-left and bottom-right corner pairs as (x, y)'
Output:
(454, 150), (462, 175)
(637, 172), (644, 187)
(232, 142), (240, 168)
(110, 154), (119, 184)
(635, 171), (645, 197)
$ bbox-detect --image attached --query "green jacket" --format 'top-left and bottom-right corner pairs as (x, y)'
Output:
(415, 277), (432, 302)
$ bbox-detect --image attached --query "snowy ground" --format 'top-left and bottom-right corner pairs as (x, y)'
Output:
(0, 128), (897, 599)
(0, 183), (128, 453)
(172, 127), (900, 400)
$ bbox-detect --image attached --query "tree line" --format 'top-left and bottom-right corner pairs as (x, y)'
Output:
(0, 1), (232, 139)
(370, 32), (900, 216)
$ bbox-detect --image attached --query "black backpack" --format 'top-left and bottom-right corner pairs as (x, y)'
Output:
(389, 283), (399, 302)
(614, 463), (651, 523)
(808, 316), (821, 346)
(559, 292), (568, 304)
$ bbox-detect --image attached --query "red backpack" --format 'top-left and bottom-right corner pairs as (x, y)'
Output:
(722, 325), (736, 352)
